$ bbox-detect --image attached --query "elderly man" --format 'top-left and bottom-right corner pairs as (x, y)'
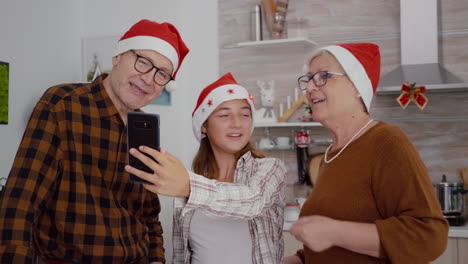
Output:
(0, 19), (189, 263)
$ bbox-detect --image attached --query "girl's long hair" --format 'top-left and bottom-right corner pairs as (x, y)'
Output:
(192, 137), (265, 180)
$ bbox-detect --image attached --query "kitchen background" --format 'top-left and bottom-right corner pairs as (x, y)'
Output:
(219, 0), (468, 201)
(0, 0), (467, 263)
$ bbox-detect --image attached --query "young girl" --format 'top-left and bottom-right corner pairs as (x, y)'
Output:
(126, 73), (286, 264)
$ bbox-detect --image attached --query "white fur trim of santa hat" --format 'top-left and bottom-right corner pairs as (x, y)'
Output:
(115, 35), (179, 73)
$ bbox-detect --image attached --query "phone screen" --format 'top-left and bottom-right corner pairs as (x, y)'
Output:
(127, 112), (160, 184)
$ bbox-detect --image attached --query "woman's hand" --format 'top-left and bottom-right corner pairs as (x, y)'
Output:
(290, 215), (381, 257)
(289, 215), (339, 252)
(125, 146), (191, 197)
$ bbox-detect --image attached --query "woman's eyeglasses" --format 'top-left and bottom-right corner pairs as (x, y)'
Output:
(297, 71), (347, 91)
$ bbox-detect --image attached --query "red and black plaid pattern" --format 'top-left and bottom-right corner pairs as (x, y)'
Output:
(0, 74), (165, 263)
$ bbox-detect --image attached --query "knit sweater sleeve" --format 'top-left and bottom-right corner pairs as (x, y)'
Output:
(372, 125), (448, 263)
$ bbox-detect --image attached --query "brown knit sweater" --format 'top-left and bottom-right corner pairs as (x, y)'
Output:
(296, 122), (448, 264)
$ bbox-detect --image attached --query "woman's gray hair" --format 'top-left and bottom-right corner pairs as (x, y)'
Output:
(308, 49), (332, 65)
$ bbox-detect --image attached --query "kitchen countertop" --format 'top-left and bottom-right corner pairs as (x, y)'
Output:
(448, 224), (468, 238)
(284, 222), (468, 239)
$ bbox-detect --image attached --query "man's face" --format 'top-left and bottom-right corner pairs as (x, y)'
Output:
(108, 49), (174, 113)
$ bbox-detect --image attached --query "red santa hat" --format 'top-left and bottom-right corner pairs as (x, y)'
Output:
(115, 19), (189, 92)
(308, 42), (380, 111)
(192, 73), (255, 142)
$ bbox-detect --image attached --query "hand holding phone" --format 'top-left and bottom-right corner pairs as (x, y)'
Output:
(127, 112), (160, 184)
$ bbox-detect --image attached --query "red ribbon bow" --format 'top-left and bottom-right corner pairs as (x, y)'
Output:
(397, 83), (428, 110)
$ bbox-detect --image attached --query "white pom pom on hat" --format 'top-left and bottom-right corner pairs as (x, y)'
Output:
(165, 81), (177, 92)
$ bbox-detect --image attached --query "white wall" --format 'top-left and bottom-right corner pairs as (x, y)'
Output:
(0, 1), (83, 177)
(0, 1), (219, 263)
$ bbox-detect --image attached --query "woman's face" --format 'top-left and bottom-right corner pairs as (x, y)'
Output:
(305, 53), (362, 123)
(202, 99), (252, 156)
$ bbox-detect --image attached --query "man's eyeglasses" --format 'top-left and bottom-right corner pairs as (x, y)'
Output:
(297, 71), (347, 91)
(130, 50), (173, 86)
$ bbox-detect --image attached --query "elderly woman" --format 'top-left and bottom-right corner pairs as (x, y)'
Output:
(284, 43), (448, 264)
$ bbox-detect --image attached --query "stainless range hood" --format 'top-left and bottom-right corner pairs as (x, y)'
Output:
(378, 0), (468, 92)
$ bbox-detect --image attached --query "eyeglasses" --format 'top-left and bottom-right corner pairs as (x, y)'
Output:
(130, 50), (174, 86)
(297, 71), (347, 91)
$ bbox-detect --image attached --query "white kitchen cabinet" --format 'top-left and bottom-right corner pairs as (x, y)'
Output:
(431, 238), (458, 264)
(431, 237), (468, 264)
(457, 238), (468, 264)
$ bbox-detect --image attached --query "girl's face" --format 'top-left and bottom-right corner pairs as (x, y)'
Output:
(202, 99), (252, 156)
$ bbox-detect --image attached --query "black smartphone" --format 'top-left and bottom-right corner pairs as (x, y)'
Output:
(127, 112), (160, 184)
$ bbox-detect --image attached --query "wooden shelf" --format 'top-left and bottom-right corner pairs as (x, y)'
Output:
(254, 122), (321, 128)
(224, 38), (318, 50)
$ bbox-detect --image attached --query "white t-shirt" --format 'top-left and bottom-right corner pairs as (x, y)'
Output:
(188, 210), (253, 264)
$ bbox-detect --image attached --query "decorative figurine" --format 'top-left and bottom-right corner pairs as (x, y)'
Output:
(254, 80), (277, 123)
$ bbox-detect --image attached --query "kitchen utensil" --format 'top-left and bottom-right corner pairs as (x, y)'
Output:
(275, 144), (292, 150)
(276, 136), (290, 147)
(271, 12), (286, 39)
(258, 127), (275, 150)
(261, 0), (275, 33)
(259, 137), (275, 150)
(250, 4), (263, 41)
(436, 174), (468, 226)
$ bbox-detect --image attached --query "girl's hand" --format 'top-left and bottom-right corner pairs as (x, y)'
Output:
(125, 146), (191, 197)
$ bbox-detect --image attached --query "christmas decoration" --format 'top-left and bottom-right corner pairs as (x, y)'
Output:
(253, 80), (277, 123)
(397, 82), (428, 110)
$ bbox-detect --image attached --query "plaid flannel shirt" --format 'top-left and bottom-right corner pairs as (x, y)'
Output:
(0, 74), (165, 263)
(172, 152), (286, 264)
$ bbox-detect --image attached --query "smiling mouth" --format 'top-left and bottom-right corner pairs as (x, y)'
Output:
(227, 133), (242, 138)
(312, 99), (325, 104)
(130, 82), (148, 96)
